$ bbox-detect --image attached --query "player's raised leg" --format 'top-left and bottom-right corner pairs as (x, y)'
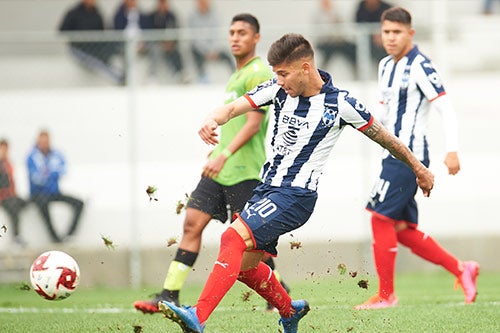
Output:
(160, 225), (248, 330)
(397, 227), (480, 303)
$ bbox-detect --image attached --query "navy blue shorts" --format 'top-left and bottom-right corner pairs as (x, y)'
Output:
(187, 177), (260, 223)
(238, 183), (318, 256)
(366, 156), (429, 224)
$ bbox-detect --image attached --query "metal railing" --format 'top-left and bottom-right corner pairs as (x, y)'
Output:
(0, 23), (391, 89)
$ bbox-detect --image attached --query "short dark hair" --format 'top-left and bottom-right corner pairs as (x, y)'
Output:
(381, 7), (412, 25)
(231, 13), (260, 33)
(267, 33), (314, 66)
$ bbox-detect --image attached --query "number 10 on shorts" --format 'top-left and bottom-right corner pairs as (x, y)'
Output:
(252, 198), (278, 218)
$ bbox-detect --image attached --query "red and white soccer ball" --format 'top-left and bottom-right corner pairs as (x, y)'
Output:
(29, 250), (80, 301)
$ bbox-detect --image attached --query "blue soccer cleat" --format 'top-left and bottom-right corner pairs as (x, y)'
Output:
(158, 301), (204, 333)
(278, 300), (310, 333)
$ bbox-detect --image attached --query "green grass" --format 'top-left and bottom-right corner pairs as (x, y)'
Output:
(1, 271), (499, 332)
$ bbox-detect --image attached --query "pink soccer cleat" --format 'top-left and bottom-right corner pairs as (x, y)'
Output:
(354, 294), (398, 310)
(455, 261), (480, 304)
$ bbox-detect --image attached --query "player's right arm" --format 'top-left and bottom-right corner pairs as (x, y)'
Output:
(201, 111), (264, 178)
(199, 96), (255, 145)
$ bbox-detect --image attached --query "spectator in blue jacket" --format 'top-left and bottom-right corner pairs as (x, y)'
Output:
(27, 130), (84, 243)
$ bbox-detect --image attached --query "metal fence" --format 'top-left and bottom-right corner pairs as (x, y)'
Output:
(0, 23), (388, 90)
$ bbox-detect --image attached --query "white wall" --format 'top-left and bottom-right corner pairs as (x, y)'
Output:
(1, 71), (499, 251)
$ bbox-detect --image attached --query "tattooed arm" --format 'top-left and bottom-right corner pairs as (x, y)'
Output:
(363, 118), (434, 197)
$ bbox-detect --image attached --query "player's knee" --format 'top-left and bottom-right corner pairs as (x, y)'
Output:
(394, 221), (408, 232)
(220, 227), (246, 249)
(182, 217), (205, 236)
(182, 224), (203, 239)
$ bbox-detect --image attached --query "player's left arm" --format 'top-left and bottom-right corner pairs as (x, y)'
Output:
(416, 61), (460, 175)
(430, 95), (460, 175)
(362, 118), (434, 197)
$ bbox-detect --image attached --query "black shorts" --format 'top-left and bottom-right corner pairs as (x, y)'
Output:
(186, 177), (260, 223)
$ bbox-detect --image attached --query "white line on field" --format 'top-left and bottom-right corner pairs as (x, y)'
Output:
(0, 307), (136, 314)
(0, 301), (498, 314)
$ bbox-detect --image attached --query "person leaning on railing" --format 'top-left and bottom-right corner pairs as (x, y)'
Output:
(59, 0), (125, 84)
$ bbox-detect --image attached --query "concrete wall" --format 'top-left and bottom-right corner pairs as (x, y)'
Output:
(2, 236), (498, 287)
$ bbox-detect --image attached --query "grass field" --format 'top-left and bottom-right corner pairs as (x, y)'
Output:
(1, 271), (499, 333)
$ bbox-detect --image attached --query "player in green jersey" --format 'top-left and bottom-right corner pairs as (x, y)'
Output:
(134, 13), (289, 313)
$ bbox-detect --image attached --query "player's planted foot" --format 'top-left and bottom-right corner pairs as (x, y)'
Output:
(134, 290), (180, 314)
(455, 261), (480, 303)
(278, 300), (310, 333)
(354, 294), (398, 310)
(159, 301), (204, 333)
(266, 280), (291, 312)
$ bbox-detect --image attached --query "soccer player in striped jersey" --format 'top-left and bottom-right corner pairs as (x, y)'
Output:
(356, 7), (479, 310)
(159, 33), (434, 333)
(134, 13), (290, 314)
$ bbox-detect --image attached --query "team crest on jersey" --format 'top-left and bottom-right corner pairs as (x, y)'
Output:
(322, 103), (338, 126)
(401, 67), (411, 89)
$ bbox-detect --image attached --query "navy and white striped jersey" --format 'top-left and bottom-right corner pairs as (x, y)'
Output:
(244, 70), (373, 191)
(377, 46), (459, 162)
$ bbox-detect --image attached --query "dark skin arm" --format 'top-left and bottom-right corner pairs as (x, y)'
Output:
(363, 118), (434, 197)
(202, 111), (264, 179)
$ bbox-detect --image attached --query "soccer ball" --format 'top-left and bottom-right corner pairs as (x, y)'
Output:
(29, 250), (80, 301)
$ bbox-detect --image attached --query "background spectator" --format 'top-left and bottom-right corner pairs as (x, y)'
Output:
(355, 0), (393, 63)
(113, 0), (149, 31)
(143, 0), (189, 83)
(188, 0), (235, 83)
(113, 0), (150, 83)
(482, 0), (500, 15)
(26, 130), (84, 243)
(59, 0), (124, 84)
(314, 0), (357, 76)
(0, 139), (27, 247)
